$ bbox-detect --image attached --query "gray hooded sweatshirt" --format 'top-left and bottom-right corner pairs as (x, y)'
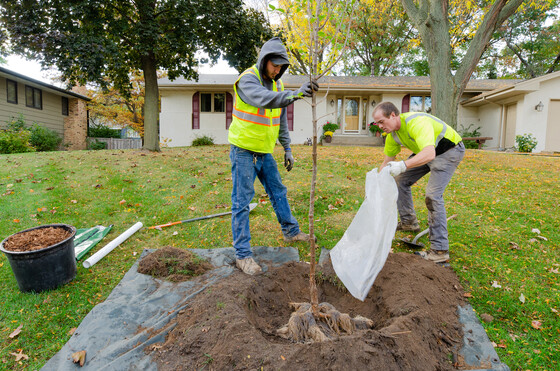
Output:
(236, 37), (300, 151)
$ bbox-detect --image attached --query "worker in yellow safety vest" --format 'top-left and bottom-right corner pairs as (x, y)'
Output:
(373, 101), (465, 264)
(228, 37), (319, 275)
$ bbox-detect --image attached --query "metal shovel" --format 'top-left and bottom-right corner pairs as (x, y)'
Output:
(399, 214), (457, 249)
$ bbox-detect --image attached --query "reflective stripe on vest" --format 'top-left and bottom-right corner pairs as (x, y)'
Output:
(391, 112), (447, 147)
(232, 66), (281, 126)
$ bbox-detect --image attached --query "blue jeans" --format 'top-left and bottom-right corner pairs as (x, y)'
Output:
(230, 145), (300, 259)
(395, 142), (465, 251)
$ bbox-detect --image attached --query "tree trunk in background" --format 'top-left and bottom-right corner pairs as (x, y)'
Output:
(401, 0), (524, 128)
(142, 53), (160, 152)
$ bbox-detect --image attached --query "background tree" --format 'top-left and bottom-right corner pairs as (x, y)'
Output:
(399, 0), (547, 127)
(340, 0), (416, 76)
(491, 1), (560, 78)
(0, 0), (273, 151)
(88, 71), (150, 138)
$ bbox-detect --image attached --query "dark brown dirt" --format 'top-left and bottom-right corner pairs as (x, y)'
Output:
(137, 246), (213, 282)
(2, 226), (72, 252)
(147, 251), (467, 370)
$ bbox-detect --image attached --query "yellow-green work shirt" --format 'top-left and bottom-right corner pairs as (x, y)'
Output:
(384, 112), (462, 157)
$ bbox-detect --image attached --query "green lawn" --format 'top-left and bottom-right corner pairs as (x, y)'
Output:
(0, 146), (558, 370)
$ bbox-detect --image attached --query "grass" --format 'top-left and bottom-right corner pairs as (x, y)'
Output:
(0, 145), (559, 370)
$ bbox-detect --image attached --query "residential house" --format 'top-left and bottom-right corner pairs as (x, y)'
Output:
(158, 73), (560, 152)
(0, 66), (90, 150)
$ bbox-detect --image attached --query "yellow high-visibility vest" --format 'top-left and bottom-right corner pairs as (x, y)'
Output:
(228, 65), (284, 153)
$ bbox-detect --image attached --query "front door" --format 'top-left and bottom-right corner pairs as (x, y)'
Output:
(344, 97), (360, 133)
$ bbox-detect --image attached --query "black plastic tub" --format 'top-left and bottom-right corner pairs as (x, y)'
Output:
(0, 224), (77, 293)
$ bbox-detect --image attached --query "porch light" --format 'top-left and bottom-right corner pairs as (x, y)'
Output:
(535, 101), (544, 112)
(330, 99), (335, 107)
(371, 100), (376, 107)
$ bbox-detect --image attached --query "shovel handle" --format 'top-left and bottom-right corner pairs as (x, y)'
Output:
(411, 214), (458, 244)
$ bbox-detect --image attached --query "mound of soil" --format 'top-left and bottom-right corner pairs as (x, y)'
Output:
(137, 246), (213, 282)
(149, 252), (467, 370)
(2, 226), (72, 252)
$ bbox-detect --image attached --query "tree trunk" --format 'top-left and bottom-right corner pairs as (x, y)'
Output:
(141, 53), (160, 152)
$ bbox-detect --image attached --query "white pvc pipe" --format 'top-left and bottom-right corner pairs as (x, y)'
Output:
(83, 222), (143, 268)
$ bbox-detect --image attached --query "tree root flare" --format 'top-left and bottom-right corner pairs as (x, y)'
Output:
(277, 302), (374, 343)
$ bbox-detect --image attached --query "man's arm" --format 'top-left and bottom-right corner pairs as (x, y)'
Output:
(403, 145), (435, 168)
(237, 74), (298, 109)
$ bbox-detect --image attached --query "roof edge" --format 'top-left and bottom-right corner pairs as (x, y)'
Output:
(0, 66), (91, 101)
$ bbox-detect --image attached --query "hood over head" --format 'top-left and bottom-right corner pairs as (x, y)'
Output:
(257, 37), (290, 81)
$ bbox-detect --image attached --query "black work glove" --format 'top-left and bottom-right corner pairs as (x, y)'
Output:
(296, 80), (319, 98)
(284, 151), (294, 172)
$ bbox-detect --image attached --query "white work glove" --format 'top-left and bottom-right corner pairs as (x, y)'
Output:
(387, 161), (407, 177)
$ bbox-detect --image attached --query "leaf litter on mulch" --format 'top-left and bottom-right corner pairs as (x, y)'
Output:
(140, 247), (468, 370)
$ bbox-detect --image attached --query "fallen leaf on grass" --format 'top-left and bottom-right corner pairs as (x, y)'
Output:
(532, 228), (541, 234)
(119, 199), (126, 205)
(463, 293), (473, 298)
(70, 200), (78, 204)
(10, 349), (28, 361)
(519, 293), (526, 303)
(68, 327), (77, 336)
(491, 281), (502, 288)
(9, 324), (23, 338)
(509, 242), (520, 250)
(531, 320), (542, 330)
(71, 350), (86, 366)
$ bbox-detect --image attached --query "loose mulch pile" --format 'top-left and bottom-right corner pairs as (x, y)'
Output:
(142, 249), (468, 370)
(2, 227), (72, 252)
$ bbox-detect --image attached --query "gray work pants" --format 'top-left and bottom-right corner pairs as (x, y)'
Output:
(395, 142), (465, 251)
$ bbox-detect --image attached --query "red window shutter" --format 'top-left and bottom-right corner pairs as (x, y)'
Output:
(287, 103), (294, 131)
(402, 94), (410, 113)
(226, 92), (233, 129)
(192, 92), (200, 129)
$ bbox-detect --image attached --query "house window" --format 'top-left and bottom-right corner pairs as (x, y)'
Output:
(410, 95), (432, 113)
(25, 86), (42, 109)
(200, 92), (225, 113)
(7, 79), (18, 104)
(62, 97), (69, 116)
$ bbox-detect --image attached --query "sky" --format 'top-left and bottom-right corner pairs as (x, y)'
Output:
(3, 53), (237, 86)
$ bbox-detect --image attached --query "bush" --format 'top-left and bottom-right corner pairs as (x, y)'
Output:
(322, 122), (339, 133)
(0, 129), (35, 154)
(88, 140), (107, 150)
(191, 135), (215, 146)
(88, 124), (121, 138)
(515, 134), (537, 153)
(459, 124), (482, 149)
(1, 115), (61, 153)
(29, 124), (62, 152)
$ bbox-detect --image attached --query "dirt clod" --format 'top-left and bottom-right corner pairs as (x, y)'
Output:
(137, 246), (213, 282)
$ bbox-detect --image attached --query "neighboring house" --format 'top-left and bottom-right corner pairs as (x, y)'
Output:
(0, 66), (90, 150)
(159, 74), (555, 150)
(462, 70), (560, 153)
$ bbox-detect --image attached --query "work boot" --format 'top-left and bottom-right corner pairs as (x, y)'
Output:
(415, 249), (450, 264)
(396, 220), (421, 232)
(235, 257), (262, 275)
(284, 232), (317, 243)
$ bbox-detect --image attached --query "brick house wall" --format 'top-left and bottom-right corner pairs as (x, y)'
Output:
(63, 85), (88, 150)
